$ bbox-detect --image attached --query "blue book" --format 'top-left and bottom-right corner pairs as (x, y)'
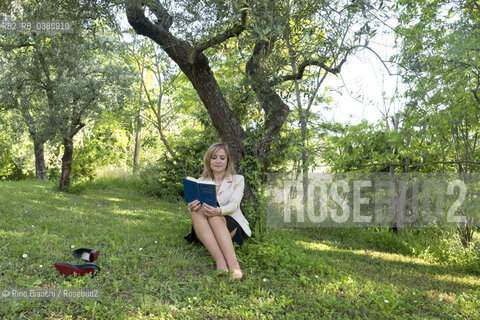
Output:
(183, 177), (218, 207)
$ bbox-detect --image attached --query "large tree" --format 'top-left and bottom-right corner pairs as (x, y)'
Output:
(125, 0), (381, 208)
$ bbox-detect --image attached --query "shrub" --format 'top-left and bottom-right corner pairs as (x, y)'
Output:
(138, 127), (218, 201)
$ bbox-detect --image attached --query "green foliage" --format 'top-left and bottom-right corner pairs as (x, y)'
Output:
(84, 172), (142, 191)
(393, 0), (480, 171)
(266, 111), (328, 173)
(70, 116), (135, 183)
(0, 156), (30, 181)
(322, 121), (400, 172)
(138, 126), (219, 201)
(393, 0), (480, 246)
(240, 150), (265, 236)
(0, 110), (34, 180)
(0, 0), (136, 189)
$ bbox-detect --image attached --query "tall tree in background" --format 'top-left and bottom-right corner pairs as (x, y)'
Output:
(283, 0), (334, 208)
(126, 36), (179, 158)
(393, 0), (480, 245)
(0, 52), (52, 180)
(0, 0), (133, 189)
(42, 33), (133, 190)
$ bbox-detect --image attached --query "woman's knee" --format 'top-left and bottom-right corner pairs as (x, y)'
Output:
(208, 215), (226, 227)
(191, 209), (207, 221)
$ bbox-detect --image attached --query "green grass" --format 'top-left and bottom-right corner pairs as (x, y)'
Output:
(0, 179), (479, 319)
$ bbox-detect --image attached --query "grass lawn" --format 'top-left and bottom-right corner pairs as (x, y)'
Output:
(0, 179), (479, 319)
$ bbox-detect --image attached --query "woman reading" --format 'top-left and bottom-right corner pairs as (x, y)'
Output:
(184, 142), (251, 279)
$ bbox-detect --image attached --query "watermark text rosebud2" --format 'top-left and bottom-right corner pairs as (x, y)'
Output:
(266, 173), (479, 228)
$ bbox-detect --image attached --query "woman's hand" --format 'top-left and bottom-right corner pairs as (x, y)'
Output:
(202, 203), (222, 217)
(188, 200), (203, 212)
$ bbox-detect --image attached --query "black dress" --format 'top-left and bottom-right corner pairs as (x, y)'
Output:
(184, 215), (246, 246)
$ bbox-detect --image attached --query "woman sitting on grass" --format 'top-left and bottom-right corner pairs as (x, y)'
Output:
(184, 142), (251, 279)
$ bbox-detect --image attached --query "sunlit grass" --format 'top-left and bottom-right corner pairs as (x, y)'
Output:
(0, 179), (478, 319)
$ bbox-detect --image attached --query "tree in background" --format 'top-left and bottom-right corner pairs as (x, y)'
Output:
(393, 0), (480, 245)
(126, 35), (179, 158)
(323, 0), (479, 244)
(0, 51), (53, 180)
(0, 0), (134, 190)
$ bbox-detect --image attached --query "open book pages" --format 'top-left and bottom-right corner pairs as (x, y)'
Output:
(184, 176), (215, 184)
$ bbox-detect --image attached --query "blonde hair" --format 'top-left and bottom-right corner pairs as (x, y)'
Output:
(202, 142), (236, 179)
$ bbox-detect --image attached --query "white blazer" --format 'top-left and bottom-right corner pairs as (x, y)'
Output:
(198, 174), (252, 237)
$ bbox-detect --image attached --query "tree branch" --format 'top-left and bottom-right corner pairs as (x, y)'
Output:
(126, 0), (183, 61)
(0, 42), (34, 51)
(188, 9), (249, 64)
(142, 0), (173, 30)
(246, 39), (290, 162)
(35, 47), (58, 127)
(127, 0), (249, 172)
(472, 89), (480, 104)
(306, 69), (328, 116)
(271, 57), (347, 86)
(71, 122), (86, 137)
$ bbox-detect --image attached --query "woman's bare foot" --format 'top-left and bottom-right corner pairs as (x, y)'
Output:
(215, 269), (228, 277)
(216, 263), (229, 276)
(231, 269), (243, 280)
(216, 262), (228, 271)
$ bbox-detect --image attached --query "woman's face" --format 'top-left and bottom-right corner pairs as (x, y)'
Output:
(210, 148), (227, 176)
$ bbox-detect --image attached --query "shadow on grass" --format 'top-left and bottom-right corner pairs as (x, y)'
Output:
(296, 240), (479, 292)
(1, 180), (478, 319)
(242, 229), (479, 318)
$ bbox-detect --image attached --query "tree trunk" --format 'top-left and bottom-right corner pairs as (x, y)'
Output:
(296, 85), (309, 212)
(126, 1), (249, 188)
(390, 116), (402, 233)
(133, 111), (142, 176)
(301, 122), (309, 210)
(19, 106), (48, 180)
(59, 137), (74, 191)
(33, 137), (47, 180)
(287, 39), (309, 212)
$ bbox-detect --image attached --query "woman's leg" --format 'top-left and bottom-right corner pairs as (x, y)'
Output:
(208, 215), (242, 279)
(191, 210), (228, 271)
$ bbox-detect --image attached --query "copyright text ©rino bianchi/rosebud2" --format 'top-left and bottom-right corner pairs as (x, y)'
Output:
(0, 288), (100, 301)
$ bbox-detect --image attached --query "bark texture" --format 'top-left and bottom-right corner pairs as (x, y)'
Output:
(33, 137), (47, 180)
(59, 138), (73, 190)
